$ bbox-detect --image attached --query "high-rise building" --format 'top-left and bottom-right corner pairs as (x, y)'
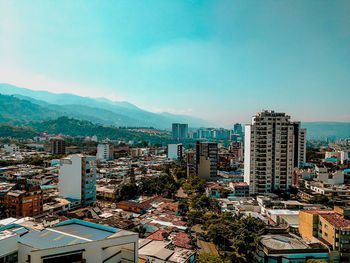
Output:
(230, 141), (243, 162)
(234, 123), (243, 136)
(51, 139), (66, 155)
(244, 110), (306, 195)
(230, 133), (242, 142)
(293, 122), (306, 168)
(172, 123), (188, 140)
(96, 143), (112, 160)
(59, 154), (96, 206)
(167, 143), (184, 160)
(196, 141), (218, 180)
(186, 151), (196, 177)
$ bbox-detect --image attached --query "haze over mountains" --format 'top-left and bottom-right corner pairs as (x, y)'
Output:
(0, 83), (213, 129)
(0, 83), (349, 139)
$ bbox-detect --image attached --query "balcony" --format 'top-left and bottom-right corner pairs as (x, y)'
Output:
(85, 191), (96, 199)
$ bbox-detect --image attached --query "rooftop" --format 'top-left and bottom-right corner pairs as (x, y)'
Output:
(321, 213), (350, 230)
(19, 219), (120, 249)
(261, 234), (328, 253)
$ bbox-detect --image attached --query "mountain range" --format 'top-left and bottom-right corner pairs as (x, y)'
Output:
(0, 83), (213, 129)
(0, 83), (349, 139)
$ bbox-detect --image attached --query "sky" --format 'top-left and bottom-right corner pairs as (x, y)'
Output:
(0, 0), (349, 125)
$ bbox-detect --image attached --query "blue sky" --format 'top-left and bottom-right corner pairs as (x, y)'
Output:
(0, 0), (349, 124)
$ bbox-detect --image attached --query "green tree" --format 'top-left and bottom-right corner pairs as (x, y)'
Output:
(187, 210), (204, 226)
(197, 253), (222, 263)
(114, 183), (139, 201)
(224, 252), (246, 263)
(178, 199), (189, 216)
(132, 226), (146, 238)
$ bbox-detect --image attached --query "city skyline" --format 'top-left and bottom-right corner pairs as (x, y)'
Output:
(1, 0), (350, 124)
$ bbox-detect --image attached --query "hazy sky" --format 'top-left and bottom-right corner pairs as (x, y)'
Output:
(0, 0), (349, 125)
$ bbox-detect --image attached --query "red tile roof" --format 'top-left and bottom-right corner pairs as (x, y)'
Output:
(321, 213), (350, 230)
(266, 216), (276, 225)
(117, 201), (150, 210)
(146, 230), (171, 241)
(173, 232), (192, 249)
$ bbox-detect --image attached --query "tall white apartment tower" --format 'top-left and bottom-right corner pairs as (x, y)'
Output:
(244, 111), (306, 195)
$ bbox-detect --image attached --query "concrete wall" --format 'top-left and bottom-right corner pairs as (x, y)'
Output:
(299, 211), (316, 241)
(59, 155), (82, 200)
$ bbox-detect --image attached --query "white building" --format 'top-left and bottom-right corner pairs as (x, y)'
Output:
(4, 144), (20, 154)
(167, 144), (184, 160)
(315, 166), (344, 185)
(59, 154), (96, 206)
(244, 111), (306, 195)
(0, 219), (138, 263)
(97, 143), (112, 160)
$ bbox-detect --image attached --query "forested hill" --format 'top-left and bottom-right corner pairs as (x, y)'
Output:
(0, 116), (173, 144)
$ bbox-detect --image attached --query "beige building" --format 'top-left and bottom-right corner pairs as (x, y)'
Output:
(196, 141), (218, 180)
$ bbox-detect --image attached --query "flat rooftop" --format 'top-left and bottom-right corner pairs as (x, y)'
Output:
(19, 219), (120, 249)
(261, 234), (327, 252)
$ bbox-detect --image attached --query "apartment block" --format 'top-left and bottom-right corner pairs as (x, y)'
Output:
(96, 142), (112, 160)
(172, 123), (188, 140)
(167, 143), (184, 161)
(186, 151), (196, 177)
(50, 139), (66, 155)
(244, 110), (306, 195)
(196, 141), (218, 180)
(59, 154), (97, 206)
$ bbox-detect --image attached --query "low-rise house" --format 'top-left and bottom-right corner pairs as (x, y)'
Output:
(229, 182), (249, 197)
(116, 201), (150, 215)
(139, 239), (196, 263)
(256, 233), (329, 262)
(299, 207), (350, 262)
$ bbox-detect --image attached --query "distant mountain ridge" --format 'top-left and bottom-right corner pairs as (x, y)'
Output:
(0, 83), (349, 139)
(301, 122), (350, 140)
(0, 83), (213, 129)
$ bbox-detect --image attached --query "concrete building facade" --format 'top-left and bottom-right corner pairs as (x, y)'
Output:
(244, 111), (306, 195)
(196, 141), (218, 180)
(96, 143), (112, 160)
(59, 154), (96, 206)
(51, 139), (66, 155)
(172, 123), (188, 140)
(167, 144), (184, 161)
